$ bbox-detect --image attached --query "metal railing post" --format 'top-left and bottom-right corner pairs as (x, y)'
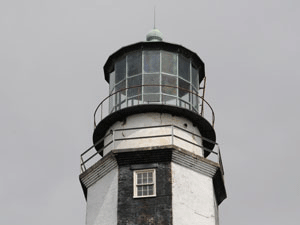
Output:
(101, 104), (103, 121)
(113, 129), (115, 150)
(80, 156), (86, 173)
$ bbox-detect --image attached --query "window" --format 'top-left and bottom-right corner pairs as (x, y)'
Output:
(144, 51), (160, 73)
(133, 169), (156, 198)
(128, 51), (142, 76)
(109, 50), (201, 114)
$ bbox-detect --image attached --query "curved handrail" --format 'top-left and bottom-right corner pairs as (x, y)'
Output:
(80, 124), (223, 173)
(93, 84), (215, 128)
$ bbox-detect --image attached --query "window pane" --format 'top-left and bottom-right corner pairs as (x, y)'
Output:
(115, 80), (126, 94)
(143, 94), (159, 103)
(162, 74), (177, 96)
(115, 58), (126, 83)
(179, 99), (191, 110)
(109, 71), (115, 93)
(137, 186), (142, 196)
(128, 51), (142, 76)
(148, 185), (153, 195)
(137, 173), (142, 184)
(162, 51), (177, 74)
(179, 55), (190, 81)
(128, 75), (142, 97)
(144, 51), (160, 73)
(179, 78), (190, 98)
(142, 172), (147, 183)
(144, 74), (160, 93)
(142, 186), (147, 195)
(127, 96), (142, 107)
(192, 87), (198, 109)
(162, 95), (177, 106)
(109, 95), (115, 113)
(192, 66), (199, 89)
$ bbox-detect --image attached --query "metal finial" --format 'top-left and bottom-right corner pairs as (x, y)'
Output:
(146, 7), (163, 42)
(154, 6), (156, 29)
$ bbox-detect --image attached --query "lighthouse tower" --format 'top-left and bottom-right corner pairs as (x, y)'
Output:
(79, 29), (226, 225)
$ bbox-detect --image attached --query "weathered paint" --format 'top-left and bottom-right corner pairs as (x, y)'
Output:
(81, 148), (224, 225)
(117, 162), (172, 225)
(86, 168), (118, 225)
(104, 112), (203, 156)
(172, 162), (217, 225)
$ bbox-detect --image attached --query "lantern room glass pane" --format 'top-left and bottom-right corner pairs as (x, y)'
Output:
(128, 52), (142, 77)
(162, 51), (177, 75)
(109, 71), (115, 94)
(115, 58), (126, 83)
(109, 95), (115, 113)
(179, 55), (190, 81)
(192, 87), (198, 111)
(128, 75), (142, 97)
(115, 80), (126, 94)
(162, 74), (177, 96)
(144, 51), (160, 73)
(179, 99), (190, 110)
(192, 66), (199, 89)
(144, 74), (160, 93)
(162, 95), (177, 105)
(179, 78), (190, 107)
(143, 94), (160, 103)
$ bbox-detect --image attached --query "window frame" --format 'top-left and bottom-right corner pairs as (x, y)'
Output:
(133, 169), (156, 198)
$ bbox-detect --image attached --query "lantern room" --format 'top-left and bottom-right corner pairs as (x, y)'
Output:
(103, 41), (206, 114)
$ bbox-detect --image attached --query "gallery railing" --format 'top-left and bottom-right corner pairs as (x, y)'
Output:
(93, 84), (215, 129)
(80, 124), (223, 175)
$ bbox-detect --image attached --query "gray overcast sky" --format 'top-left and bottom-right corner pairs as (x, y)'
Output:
(1, 0), (299, 224)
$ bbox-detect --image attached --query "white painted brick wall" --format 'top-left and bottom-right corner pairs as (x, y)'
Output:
(172, 162), (217, 225)
(86, 168), (118, 225)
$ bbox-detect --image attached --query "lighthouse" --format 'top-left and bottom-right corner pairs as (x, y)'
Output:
(79, 29), (226, 225)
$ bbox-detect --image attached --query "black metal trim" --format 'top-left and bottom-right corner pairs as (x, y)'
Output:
(92, 104), (216, 158)
(103, 41), (205, 84)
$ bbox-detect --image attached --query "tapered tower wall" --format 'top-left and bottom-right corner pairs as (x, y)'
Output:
(172, 162), (218, 225)
(86, 168), (118, 225)
(117, 162), (172, 224)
